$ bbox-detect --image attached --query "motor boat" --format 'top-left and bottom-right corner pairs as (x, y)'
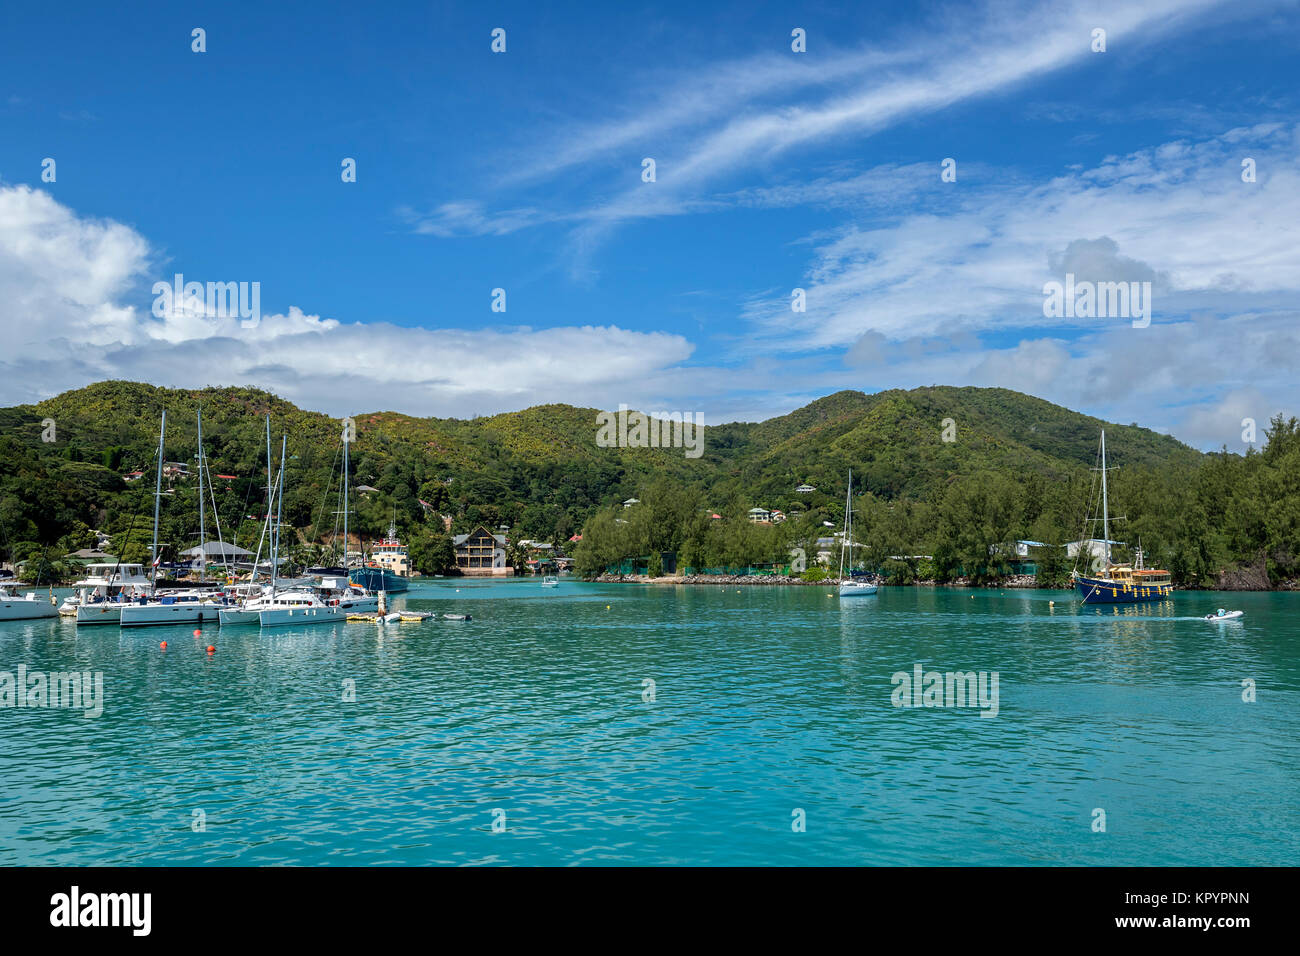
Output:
(1204, 608), (1244, 621)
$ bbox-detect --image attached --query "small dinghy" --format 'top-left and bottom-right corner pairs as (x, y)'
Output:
(1204, 608), (1244, 621)
(380, 612), (403, 624)
(443, 613), (472, 621)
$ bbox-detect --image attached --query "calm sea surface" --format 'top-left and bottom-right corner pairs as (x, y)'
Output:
(1, 580), (1297, 865)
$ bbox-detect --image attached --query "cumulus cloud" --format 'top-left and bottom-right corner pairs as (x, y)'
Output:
(0, 184), (700, 418)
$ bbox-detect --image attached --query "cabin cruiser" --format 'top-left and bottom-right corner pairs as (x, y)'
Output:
(67, 563), (153, 625)
(0, 585), (59, 621)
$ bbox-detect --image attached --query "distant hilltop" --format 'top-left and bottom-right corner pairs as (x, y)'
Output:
(1, 379), (1203, 507)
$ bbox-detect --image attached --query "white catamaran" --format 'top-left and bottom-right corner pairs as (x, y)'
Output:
(67, 562), (152, 624)
(256, 419), (378, 628)
(119, 409), (225, 627)
(838, 468), (878, 598)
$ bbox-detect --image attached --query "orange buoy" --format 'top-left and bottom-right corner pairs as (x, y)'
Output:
(193, 629), (202, 637)
(206, 645), (215, 654)
(160, 641), (167, 650)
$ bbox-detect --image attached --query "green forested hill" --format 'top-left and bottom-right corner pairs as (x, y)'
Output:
(1, 379), (1295, 587)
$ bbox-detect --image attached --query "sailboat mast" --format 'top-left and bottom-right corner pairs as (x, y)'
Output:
(150, 410), (166, 586)
(196, 409), (205, 583)
(840, 469), (851, 580)
(263, 415), (272, 584)
(342, 422), (350, 574)
(270, 435), (286, 595)
(1100, 430), (1110, 568)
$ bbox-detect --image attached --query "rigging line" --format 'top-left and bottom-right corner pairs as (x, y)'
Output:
(200, 446), (231, 580)
(309, 442), (341, 558)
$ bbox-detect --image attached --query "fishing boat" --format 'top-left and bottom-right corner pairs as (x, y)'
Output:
(541, 575), (559, 588)
(1072, 430), (1173, 604)
(349, 523), (409, 593)
(0, 585), (59, 621)
(838, 469), (878, 598)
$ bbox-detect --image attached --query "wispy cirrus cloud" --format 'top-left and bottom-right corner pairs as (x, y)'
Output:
(418, 0), (1241, 249)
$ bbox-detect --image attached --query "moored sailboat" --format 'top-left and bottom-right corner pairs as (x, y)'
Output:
(838, 469), (878, 598)
(1071, 430), (1173, 604)
(0, 585), (59, 621)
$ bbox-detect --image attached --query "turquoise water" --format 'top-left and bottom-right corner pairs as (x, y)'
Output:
(1, 581), (1297, 865)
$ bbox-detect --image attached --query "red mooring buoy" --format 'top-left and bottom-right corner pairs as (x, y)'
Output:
(206, 645), (215, 655)
(193, 629), (202, 638)
(160, 641), (167, 650)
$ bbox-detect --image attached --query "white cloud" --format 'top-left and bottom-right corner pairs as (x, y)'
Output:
(0, 184), (699, 418)
(741, 123), (1300, 353)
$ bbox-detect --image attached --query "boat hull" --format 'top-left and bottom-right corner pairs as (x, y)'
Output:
(119, 603), (222, 627)
(348, 568), (408, 593)
(76, 603), (128, 625)
(1075, 575), (1173, 604)
(259, 595), (378, 628)
(839, 583), (878, 597)
(0, 594), (59, 620)
(218, 607), (261, 626)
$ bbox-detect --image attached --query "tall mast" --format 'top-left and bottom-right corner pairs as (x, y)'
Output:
(196, 408), (205, 583)
(264, 415), (272, 583)
(150, 410), (166, 586)
(839, 469), (851, 581)
(1100, 430), (1110, 568)
(270, 435), (286, 595)
(342, 421), (350, 573)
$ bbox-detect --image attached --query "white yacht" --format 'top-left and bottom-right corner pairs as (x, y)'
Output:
(119, 589), (227, 627)
(69, 563), (153, 625)
(257, 579), (378, 627)
(0, 585), (59, 621)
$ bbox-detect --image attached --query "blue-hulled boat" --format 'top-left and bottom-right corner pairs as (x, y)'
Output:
(1071, 430), (1173, 605)
(349, 525), (409, 593)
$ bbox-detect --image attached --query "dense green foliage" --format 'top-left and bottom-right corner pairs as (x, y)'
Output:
(1, 381), (1297, 588)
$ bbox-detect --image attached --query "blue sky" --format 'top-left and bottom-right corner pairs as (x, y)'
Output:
(1, 0), (1298, 448)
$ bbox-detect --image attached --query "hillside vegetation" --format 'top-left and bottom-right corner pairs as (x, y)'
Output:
(0, 380), (1295, 588)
